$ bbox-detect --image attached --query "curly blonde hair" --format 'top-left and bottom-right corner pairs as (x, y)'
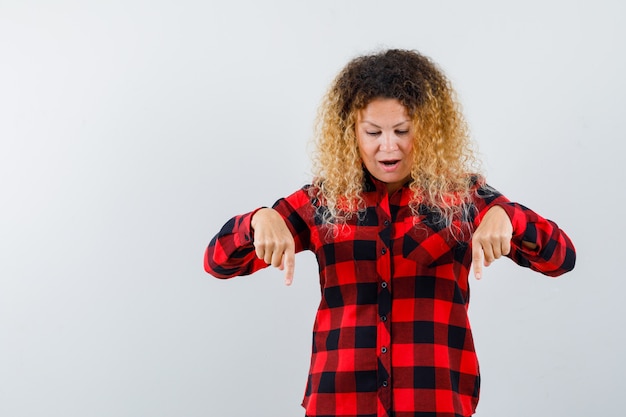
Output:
(311, 49), (481, 228)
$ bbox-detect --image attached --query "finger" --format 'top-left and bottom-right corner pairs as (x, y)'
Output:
(492, 237), (508, 260)
(254, 243), (265, 262)
(261, 243), (275, 265)
(488, 235), (511, 262)
(501, 237), (511, 257)
(283, 246), (295, 286)
(269, 243), (285, 268)
(481, 241), (495, 266)
(472, 241), (483, 280)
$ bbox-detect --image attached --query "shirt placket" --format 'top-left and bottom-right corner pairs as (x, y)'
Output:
(376, 195), (393, 417)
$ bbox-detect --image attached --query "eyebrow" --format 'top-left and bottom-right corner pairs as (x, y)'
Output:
(359, 120), (411, 129)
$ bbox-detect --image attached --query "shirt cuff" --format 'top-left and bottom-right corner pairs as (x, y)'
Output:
(237, 207), (266, 246)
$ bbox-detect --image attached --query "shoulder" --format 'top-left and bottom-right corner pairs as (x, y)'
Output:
(272, 184), (318, 214)
(466, 176), (512, 209)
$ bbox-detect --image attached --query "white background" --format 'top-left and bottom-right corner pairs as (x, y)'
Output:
(1, 1), (624, 416)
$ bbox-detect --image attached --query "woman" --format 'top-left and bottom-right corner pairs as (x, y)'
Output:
(204, 49), (575, 417)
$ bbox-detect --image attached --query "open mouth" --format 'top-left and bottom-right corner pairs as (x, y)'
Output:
(380, 160), (400, 167)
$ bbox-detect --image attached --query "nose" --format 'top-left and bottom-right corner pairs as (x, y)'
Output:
(380, 132), (399, 151)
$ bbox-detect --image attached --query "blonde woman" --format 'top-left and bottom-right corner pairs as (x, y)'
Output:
(204, 49), (575, 417)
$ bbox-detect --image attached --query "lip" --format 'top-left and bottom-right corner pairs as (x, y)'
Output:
(378, 160), (400, 172)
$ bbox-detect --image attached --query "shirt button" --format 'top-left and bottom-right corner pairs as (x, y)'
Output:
(381, 248), (387, 255)
(382, 380), (388, 387)
(381, 315), (387, 322)
(384, 220), (390, 226)
(381, 282), (387, 289)
(381, 347), (387, 354)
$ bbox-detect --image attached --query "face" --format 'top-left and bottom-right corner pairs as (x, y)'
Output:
(356, 98), (414, 193)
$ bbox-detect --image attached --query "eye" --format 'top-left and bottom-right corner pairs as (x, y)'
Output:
(366, 131), (381, 137)
(395, 129), (409, 135)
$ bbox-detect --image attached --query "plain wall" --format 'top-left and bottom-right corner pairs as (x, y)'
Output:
(1, 1), (624, 416)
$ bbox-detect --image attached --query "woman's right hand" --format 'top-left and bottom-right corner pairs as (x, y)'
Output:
(250, 208), (296, 286)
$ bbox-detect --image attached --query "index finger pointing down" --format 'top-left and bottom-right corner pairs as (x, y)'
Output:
(283, 247), (295, 286)
(472, 243), (484, 280)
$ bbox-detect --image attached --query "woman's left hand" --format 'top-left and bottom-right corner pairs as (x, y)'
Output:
(471, 205), (513, 280)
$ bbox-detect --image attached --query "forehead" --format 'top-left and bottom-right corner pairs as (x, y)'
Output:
(357, 98), (411, 122)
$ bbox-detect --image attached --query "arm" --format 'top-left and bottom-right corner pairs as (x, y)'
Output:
(497, 201), (576, 277)
(204, 187), (313, 283)
(203, 208), (269, 279)
(471, 184), (576, 279)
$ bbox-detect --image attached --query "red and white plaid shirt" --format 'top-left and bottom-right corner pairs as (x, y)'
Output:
(204, 175), (576, 417)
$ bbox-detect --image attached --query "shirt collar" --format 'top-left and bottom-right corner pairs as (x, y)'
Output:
(363, 169), (411, 195)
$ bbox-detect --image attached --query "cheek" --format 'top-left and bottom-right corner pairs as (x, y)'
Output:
(402, 140), (415, 158)
(357, 146), (376, 172)
(357, 138), (373, 161)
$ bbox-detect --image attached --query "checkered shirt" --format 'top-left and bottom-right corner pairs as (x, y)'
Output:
(204, 175), (576, 417)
